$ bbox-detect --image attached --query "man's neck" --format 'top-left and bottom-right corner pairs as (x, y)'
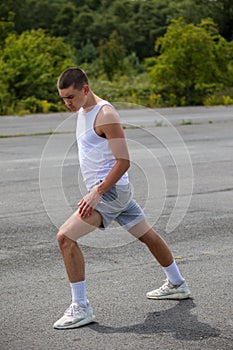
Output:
(82, 92), (102, 113)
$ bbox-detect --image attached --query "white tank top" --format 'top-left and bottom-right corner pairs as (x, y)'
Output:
(76, 100), (129, 190)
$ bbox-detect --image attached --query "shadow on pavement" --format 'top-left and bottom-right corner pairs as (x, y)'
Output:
(89, 299), (221, 341)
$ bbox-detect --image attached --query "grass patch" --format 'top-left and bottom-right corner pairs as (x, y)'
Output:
(0, 131), (73, 138)
(180, 120), (193, 125)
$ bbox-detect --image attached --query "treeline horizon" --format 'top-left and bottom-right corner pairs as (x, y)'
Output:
(0, 0), (233, 115)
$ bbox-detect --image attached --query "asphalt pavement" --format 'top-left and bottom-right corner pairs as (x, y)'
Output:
(0, 106), (233, 350)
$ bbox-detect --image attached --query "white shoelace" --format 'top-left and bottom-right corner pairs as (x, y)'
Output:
(64, 303), (82, 316)
(158, 279), (174, 292)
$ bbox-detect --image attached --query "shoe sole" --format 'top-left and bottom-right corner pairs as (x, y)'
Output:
(147, 292), (191, 300)
(53, 315), (96, 330)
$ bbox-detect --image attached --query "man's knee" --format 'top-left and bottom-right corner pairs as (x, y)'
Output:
(57, 230), (76, 251)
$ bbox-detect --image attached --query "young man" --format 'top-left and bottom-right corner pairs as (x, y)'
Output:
(53, 68), (191, 330)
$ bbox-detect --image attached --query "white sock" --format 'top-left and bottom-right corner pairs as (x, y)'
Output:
(70, 280), (87, 307)
(163, 261), (185, 286)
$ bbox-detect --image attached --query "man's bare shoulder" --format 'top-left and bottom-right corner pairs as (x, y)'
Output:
(96, 104), (120, 125)
(94, 103), (124, 138)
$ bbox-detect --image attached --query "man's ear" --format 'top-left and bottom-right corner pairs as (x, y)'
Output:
(83, 85), (90, 95)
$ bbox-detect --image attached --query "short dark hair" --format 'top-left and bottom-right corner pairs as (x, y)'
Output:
(57, 68), (89, 90)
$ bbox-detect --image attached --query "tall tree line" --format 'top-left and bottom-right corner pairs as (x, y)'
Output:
(1, 0), (233, 61)
(0, 0), (232, 113)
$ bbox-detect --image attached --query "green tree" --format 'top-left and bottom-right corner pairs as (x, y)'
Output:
(77, 39), (97, 64)
(132, 0), (174, 59)
(69, 6), (95, 48)
(0, 29), (75, 113)
(148, 17), (232, 105)
(98, 31), (126, 80)
(52, 2), (77, 37)
(189, 0), (233, 41)
(0, 11), (15, 48)
(1, 0), (232, 61)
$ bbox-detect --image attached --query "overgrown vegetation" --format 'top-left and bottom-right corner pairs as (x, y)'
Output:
(0, 0), (232, 115)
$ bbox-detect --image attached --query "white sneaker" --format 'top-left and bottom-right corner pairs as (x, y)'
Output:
(53, 302), (96, 329)
(147, 279), (191, 300)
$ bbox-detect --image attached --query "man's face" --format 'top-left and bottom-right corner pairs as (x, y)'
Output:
(58, 85), (89, 112)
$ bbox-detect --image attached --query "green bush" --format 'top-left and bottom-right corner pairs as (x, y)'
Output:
(19, 97), (43, 113)
(148, 18), (233, 106)
(204, 95), (233, 106)
(0, 29), (75, 115)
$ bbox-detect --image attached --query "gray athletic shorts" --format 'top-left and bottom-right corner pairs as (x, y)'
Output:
(94, 183), (146, 230)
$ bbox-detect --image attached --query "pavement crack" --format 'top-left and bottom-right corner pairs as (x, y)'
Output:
(194, 187), (233, 195)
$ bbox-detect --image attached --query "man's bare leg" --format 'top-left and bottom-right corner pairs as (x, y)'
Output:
(53, 210), (102, 329)
(138, 228), (173, 267)
(57, 235), (85, 282)
(129, 221), (191, 299)
(128, 220), (173, 267)
(57, 209), (102, 282)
